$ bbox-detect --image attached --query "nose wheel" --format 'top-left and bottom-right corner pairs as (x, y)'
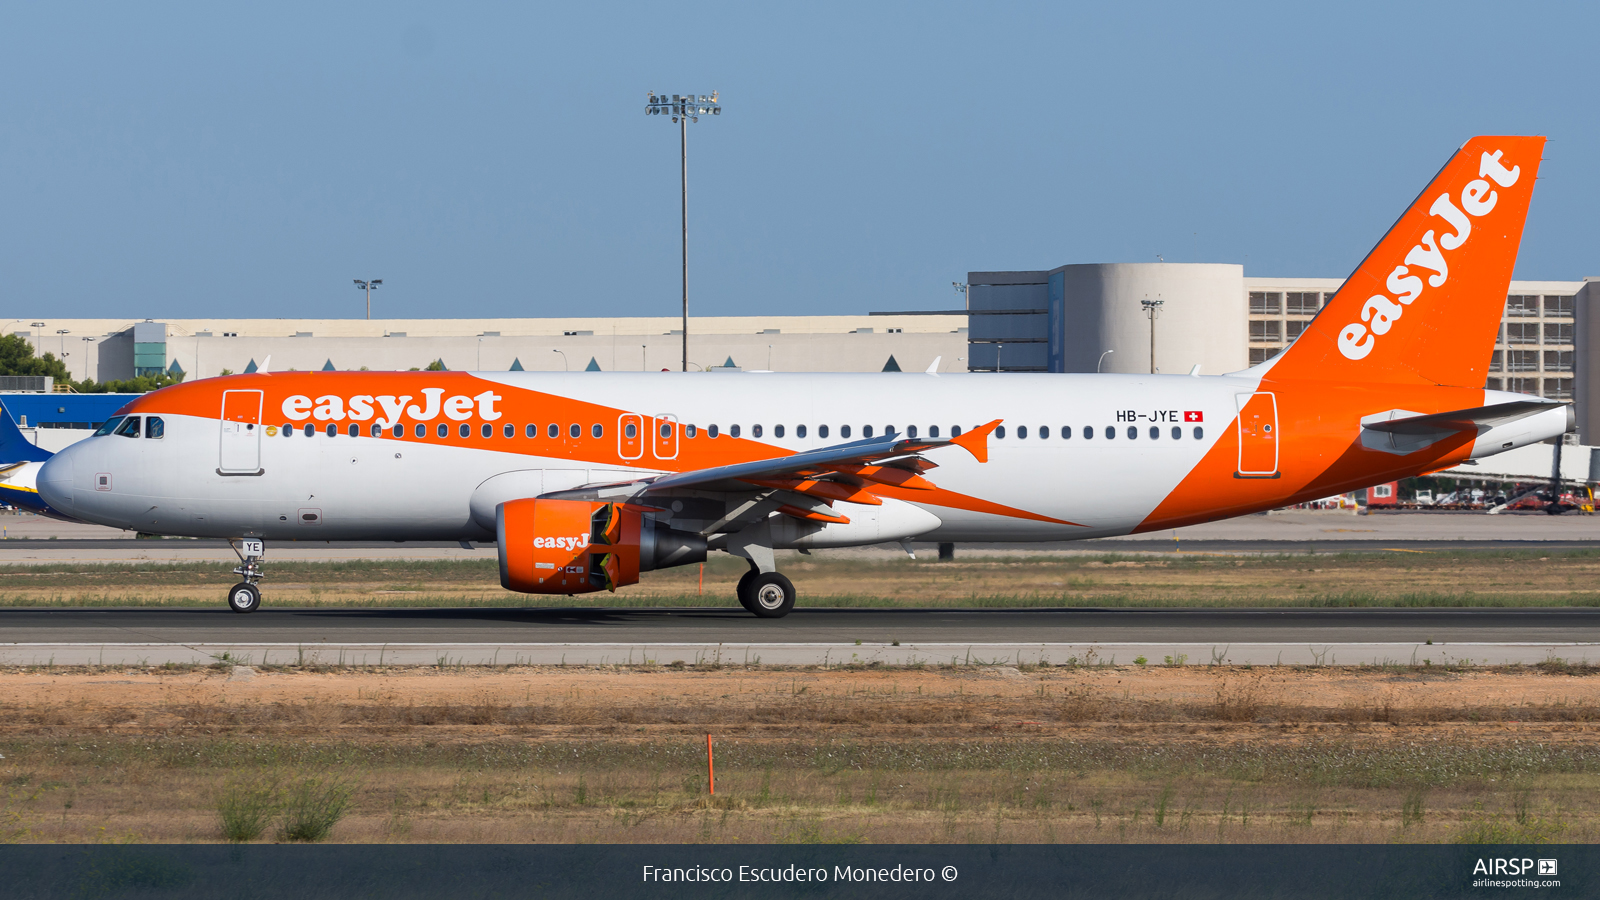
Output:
(227, 538), (266, 614)
(227, 582), (261, 614)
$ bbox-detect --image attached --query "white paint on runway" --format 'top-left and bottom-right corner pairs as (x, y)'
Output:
(5, 641), (1595, 667)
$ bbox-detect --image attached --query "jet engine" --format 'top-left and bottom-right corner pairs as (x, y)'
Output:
(496, 498), (706, 594)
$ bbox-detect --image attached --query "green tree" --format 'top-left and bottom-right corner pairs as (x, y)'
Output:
(0, 335), (71, 380)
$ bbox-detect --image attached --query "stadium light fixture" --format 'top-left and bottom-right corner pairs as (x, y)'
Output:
(354, 279), (383, 320)
(645, 90), (723, 372)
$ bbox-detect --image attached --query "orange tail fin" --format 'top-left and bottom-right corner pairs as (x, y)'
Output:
(1267, 135), (1545, 387)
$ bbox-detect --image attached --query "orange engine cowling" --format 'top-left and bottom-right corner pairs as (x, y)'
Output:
(496, 498), (706, 594)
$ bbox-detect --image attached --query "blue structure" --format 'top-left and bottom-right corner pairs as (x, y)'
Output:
(0, 394), (140, 430)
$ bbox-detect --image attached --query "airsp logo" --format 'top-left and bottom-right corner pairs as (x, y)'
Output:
(1337, 149), (1521, 361)
(1472, 857), (1554, 876)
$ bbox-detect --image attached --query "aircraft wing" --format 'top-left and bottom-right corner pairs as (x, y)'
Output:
(1362, 400), (1564, 435)
(641, 419), (999, 493)
(541, 420), (1001, 531)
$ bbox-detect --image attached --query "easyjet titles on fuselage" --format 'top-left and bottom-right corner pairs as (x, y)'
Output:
(281, 388), (503, 427)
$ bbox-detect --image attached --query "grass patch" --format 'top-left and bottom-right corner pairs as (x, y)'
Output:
(216, 775), (279, 842)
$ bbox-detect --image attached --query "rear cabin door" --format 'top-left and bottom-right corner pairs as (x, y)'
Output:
(652, 414), (678, 460)
(1235, 392), (1279, 477)
(219, 390), (264, 474)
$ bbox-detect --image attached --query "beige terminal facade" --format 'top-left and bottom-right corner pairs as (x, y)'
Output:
(14, 266), (1600, 439)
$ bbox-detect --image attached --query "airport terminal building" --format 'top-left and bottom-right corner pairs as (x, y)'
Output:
(13, 265), (1600, 441)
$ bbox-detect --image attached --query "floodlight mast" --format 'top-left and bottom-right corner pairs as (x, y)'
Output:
(646, 91), (721, 372)
(1141, 297), (1164, 374)
(354, 279), (382, 320)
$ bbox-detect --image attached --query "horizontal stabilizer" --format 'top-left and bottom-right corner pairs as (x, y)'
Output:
(1362, 400), (1563, 436)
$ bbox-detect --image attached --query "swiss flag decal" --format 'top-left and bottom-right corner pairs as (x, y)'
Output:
(1184, 411), (1203, 422)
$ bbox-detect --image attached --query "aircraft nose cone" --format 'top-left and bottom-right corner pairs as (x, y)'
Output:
(37, 453), (73, 512)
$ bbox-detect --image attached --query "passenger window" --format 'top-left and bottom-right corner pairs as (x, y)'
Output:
(819, 424), (829, 438)
(1061, 426), (1071, 439)
(951, 425), (962, 437)
(1017, 426), (1027, 439)
(1037, 425), (1047, 440)
(392, 424), (403, 438)
(730, 424), (741, 438)
(503, 423), (513, 438)
(459, 423), (470, 438)
(482, 424), (492, 438)
(415, 424), (426, 438)
(283, 423), (293, 438)
(907, 425), (918, 439)
(348, 423), (359, 437)
(840, 425), (850, 438)
(625, 422), (637, 439)
(591, 424), (603, 438)
(796, 424), (806, 438)
(686, 424), (698, 438)
(660, 422), (671, 438)
(1105, 426), (1115, 439)
(371, 423), (383, 437)
(569, 424), (580, 439)
(752, 424), (763, 438)
(1193, 426), (1204, 439)
(114, 416), (141, 438)
(145, 417), (165, 439)
(437, 423), (449, 438)
(548, 423), (559, 438)
(304, 424), (315, 437)
(775, 424), (785, 438)
(928, 425), (939, 438)
(1149, 426), (1159, 439)
(1127, 426), (1136, 439)
(1171, 426), (1180, 440)
(1083, 426), (1093, 440)
(863, 425), (873, 438)
(994, 425), (1006, 439)
(525, 424), (536, 438)
(323, 424), (335, 437)
(709, 424), (719, 438)
(94, 416), (126, 437)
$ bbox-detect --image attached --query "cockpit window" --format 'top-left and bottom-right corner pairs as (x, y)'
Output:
(114, 416), (142, 438)
(145, 417), (165, 439)
(94, 416), (125, 437)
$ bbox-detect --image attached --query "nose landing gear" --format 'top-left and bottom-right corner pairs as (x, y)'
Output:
(227, 539), (266, 614)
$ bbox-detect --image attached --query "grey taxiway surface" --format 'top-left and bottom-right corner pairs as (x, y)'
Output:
(5, 607), (1598, 667)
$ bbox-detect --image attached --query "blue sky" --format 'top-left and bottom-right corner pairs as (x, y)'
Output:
(1, 1), (1595, 320)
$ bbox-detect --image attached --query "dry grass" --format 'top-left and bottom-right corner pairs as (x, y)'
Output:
(3, 665), (1600, 843)
(6, 550), (1600, 608)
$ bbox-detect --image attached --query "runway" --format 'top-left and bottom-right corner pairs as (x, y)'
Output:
(5, 607), (1597, 667)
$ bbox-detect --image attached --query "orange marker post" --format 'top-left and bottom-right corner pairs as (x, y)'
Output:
(698, 563), (704, 595)
(706, 734), (715, 795)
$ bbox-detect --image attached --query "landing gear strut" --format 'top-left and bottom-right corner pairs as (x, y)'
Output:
(227, 539), (265, 614)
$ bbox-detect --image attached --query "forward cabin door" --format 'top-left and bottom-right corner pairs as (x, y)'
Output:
(1235, 392), (1279, 478)
(219, 390), (264, 475)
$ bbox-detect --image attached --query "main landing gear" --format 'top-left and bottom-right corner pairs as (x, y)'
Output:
(735, 560), (796, 619)
(227, 539), (266, 614)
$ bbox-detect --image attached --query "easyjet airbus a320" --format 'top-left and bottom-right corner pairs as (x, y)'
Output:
(21, 135), (1569, 617)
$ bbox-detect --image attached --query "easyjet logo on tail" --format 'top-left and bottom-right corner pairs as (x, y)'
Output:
(1336, 150), (1521, 361)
